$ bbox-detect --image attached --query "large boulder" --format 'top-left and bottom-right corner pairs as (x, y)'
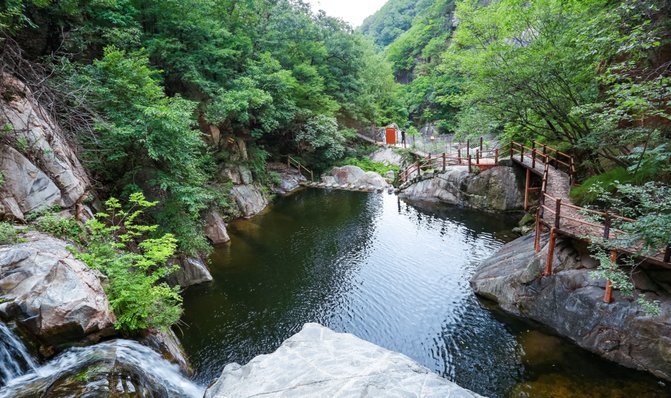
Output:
(205, 323), (483, 398)
(325, 166), (390, 189)
(0, 74), (90, 220)
(169, 257), (213, 288)
(140, 328), (192, 375)
(268, 162), (306, 196)
(369, 147), (403, 166)
(399, 165), (524, 211)
(204, 209), (230, 244)
(471, 233), (671, 381)
(230, 183), (268, 218)
(0, 232), (115, 352)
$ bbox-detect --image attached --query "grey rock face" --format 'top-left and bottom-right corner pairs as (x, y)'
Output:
(0, 232), (115, 349)
(400, 165), (524, 211)
(369, 147), (403, 166)
(205, 323), (484, 398)
(471, 234), (671, 381)
(141, 328), (192, 375)
(204, 209), (230, 244)
(0, 74), (89, 219)
(326, 166), (390, 189)
(169, 257), (213, 288)
(230, 184), (268, 218)
(268, 163), (306, 196)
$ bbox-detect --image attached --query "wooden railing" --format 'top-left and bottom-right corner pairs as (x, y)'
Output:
(508, 140), (577, 185)
(287, 156), (314, 181)
(398, 145), (501, 183)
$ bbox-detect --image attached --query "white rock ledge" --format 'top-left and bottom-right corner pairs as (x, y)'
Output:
(205, 323), (484, 398)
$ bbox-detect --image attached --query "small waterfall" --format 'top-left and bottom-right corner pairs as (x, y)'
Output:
(0, 322), (37, 388)
(1, 339), (205, 397)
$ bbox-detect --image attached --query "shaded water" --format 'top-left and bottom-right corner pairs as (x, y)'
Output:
(181, 189), (670, 397)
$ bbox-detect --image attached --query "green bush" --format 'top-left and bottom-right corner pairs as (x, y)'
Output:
(338, 157), (399, 176)
(570, 166), (656, 206)
(35, 213), (82, 242)
(73, 193), (182, 333)
(0, 222), (18, 245)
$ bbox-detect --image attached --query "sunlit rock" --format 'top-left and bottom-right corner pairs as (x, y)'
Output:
(205, 323), (484, 398)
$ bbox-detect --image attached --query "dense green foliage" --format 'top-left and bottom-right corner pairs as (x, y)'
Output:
(6, 0), (402, 255)
(337, 157), (398, 176)
(0, 222), (18, 245)
(360, 0), (433, 48)
(74, 193), (182, 333)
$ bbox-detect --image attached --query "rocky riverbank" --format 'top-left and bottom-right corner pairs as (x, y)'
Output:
(471, 233), (671, 381)
(399, 164), (525, 212)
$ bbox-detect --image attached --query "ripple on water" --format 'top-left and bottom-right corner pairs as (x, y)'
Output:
(180, 190), (671, 397)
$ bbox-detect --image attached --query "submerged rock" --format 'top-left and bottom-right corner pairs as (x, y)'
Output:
(0, 73), (90, 220)
(399, 165), (524, 211)
(471, 233), (671, 381)
(205, 323), (483, 398)
(0, 232), (115, 351)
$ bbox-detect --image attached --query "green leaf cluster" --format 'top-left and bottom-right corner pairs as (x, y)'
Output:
(73, 193), (182, 333)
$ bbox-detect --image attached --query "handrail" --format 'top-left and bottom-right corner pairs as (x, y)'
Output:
(287, 156), (314, 181)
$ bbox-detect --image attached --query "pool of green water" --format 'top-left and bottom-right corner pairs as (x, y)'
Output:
(180, 189), (670, 397)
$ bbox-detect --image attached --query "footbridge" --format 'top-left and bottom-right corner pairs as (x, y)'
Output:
(398, 140), (671, 304)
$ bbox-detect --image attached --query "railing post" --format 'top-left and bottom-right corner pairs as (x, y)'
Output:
(532, 148), (537, 169)
(495, 148), (499, 164)
(466, 139), (470, 159)
(442, 153), (446, 172)
(510, 141), (514, 160)
(416, 161), (420, 178)
(524, 169), (531, 211)
(520, 144), (524, 163)
(603, 213), (612, 240)
(476, 149), (480, 165)
(468, 155), (472, 171)
(534, 208), (541, 254)
(604, 250), (617, 303)
(479, 136), (483, 152)
(457, 149), (462, 165)
(554, 198), (561, 229)
(545, 227), (557, 276)
(665, 244), (671, 263)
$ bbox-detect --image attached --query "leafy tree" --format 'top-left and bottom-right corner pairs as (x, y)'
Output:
(74, 193), (182, 333)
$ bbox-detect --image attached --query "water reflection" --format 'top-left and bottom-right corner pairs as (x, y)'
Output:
(180, 190), (670, 397)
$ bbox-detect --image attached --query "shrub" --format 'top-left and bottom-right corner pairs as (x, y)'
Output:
(35, 213), (82, 242)
(0, 222), (18, 244)
(338, 157), (399, 176)
(73, 192), (182, 333)
(570, 166), (656, 206)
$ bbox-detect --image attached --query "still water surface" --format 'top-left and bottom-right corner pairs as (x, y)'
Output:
(181, 189), (670, 397)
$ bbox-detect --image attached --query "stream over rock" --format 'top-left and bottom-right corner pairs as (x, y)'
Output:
(0, 339), (204, 398)
(205, 323), (483, 398)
